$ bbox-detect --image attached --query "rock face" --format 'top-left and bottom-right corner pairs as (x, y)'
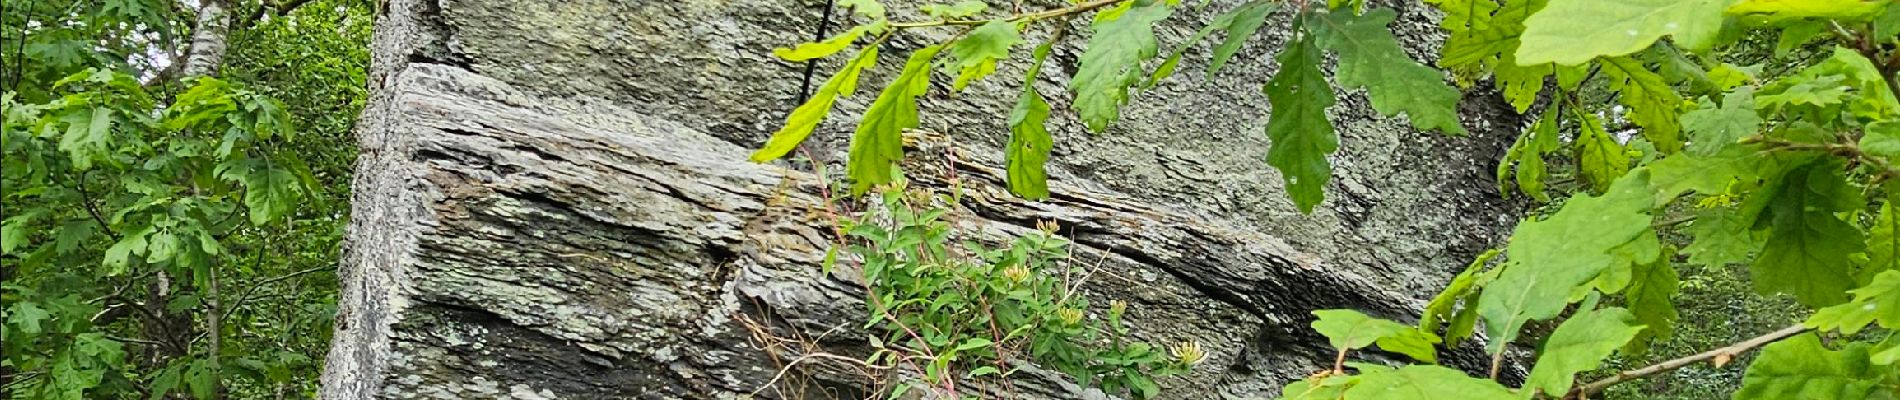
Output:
(322, 0), (1527, 398)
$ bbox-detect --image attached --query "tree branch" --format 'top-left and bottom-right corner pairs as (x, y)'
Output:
(1563, 324), (1808, 399)
(1749, 135), (1900, 182)
(238, 0), (317, 30)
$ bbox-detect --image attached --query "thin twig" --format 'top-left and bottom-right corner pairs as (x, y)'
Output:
(1564, 324), (1808, 399)
(1749, 135), (1900, 181)
(748, 351), (897, 397)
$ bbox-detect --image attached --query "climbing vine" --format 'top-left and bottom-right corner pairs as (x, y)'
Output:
(754, 0), (1900, 398)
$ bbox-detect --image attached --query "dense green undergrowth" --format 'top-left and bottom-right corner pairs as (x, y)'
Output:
(2, 1), (370, 398)
(756, 0), (1900, 398)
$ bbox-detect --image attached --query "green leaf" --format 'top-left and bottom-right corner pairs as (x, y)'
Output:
(887, 382), (912, 400)
(144, 231), (181, 264)
(1204, 3), (1276, 78)
(1524, 308), (1647, 397)
(103, 228), (151, 275)
(1007, 41), (1056, 200)
(1866, 193), (1900, 278)
(1874, 334), (1900, 365)
(1858, 120), (1900, 159)
(1623, 256), (1679, 354)
(1752, 161), (1864, 307)
(1310, 9), (1467, 136)
(1128, 373), (1160, 399)
(1727, 0), (1888, 19)
(846, 45), (943, 194)
(946, 20), (1020, 91)
(186, 358), (216, 399)
(1480, 171), (1654, 354)
(1434, 0), (1558, 113)
(1684, 87), (1762, 156)
(1575, 113), (1630, 192)
(1517, 0), (1732, 65)
(1756, 74), (1850, 109)
(1310, 309), (1413, 351)
(1374, 328), (1443, 364)
(8, 301), (50, 334)
(1877, 4), (1900, 40)
(1683, 206), (1762, 267)
(147, 363), (183, 400)
(955, 337), (993, 351)
(839, 0), (886, 19)
(1734, 333), (1884, 400)
(1071, 2), (1171, 132)
(1602, 57), (1684, 154)
(1593, 229), (1663, 295)
(1807, 270), (1900, 334)
(1500, 107), (1562, 200)
(1263, 28), (1337, 213)
(74, 333), (124, 364)
(1422, 249), (1498, 334)
(57, 106), (114, 171)
(1148, 1), (1277, 85)
(2, 217), (30, 254)
(240, 165), (302, 225)
(1343, 365), (1518, 400)
(1277, 375), (1355, 400)
(751, 47), (879, 163)
(1425, 0), (1504, 33)
(1647, 145), (1764, 205)
(921, 0), (987, 18)
(772, 24), (873, 62)
(1775, 20), (1829, 58)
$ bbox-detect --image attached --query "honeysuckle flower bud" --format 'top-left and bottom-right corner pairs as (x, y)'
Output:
(1003, 265), (1033, 283)
(1055, 308), (1084, 326)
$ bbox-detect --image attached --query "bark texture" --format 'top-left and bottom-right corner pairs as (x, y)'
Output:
(324, 0), (1529, 398)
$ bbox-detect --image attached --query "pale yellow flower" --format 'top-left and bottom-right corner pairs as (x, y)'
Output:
(1171, 341), (1206, 366)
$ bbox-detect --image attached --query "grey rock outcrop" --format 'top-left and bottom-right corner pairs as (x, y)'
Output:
(323, 0), (1527, 398)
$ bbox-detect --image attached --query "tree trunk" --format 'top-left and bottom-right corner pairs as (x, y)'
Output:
(322, 0), (1528, 398)
(181, 0), (232, 78)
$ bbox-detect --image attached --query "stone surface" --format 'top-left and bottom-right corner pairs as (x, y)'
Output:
(323, 0), (1528, 398)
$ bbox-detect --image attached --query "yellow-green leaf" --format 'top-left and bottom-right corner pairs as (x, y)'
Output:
(772, 24), (873, 62)
(1006, 41), (1056, 199)
(751, 47), (879, 163)
(1342, 365), (1517, 400)
(846, 45), (943, 194)
(1727, 0), (1888, 19)
(1518, 0), (1733, 65)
